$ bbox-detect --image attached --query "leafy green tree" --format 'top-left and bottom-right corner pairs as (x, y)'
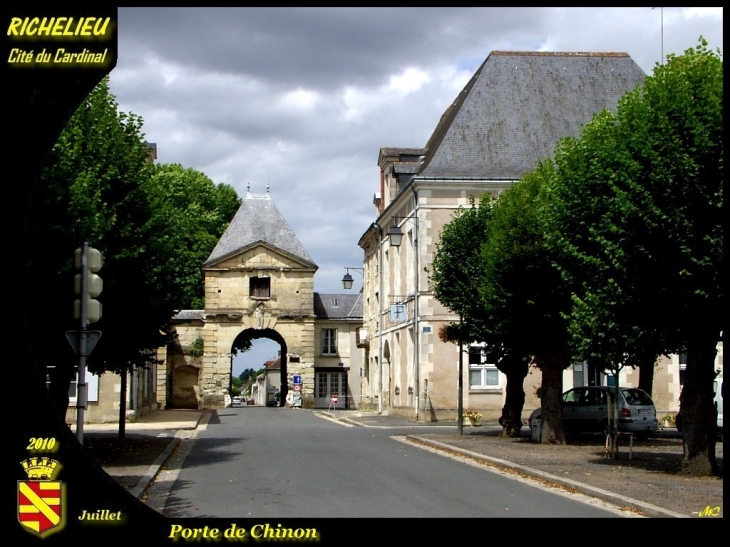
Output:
(28, 76), (156, 422)
(145, 163), (241, 309)
(429, 196), (492, 340)
(29, 78), (242, 434)
(429, 196), (529, 437)
(231, 375), (244, 395)
(239, 368), (258, 383)
(542, 39), (723, 474)
(481, 164), (575, 444)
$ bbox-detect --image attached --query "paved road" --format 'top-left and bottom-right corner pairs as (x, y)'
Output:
(153, 406), (635, 518)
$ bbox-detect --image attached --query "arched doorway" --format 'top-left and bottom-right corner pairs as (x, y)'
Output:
(231, 328), (288, 407)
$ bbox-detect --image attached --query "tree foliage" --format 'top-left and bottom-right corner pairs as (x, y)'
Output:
(480, 164), (575, 443)
(429, 195), (532, 437)
(28, 77), (241, 422)
(429, 196), (492, 343)
(541, 39), (723, 473)
(146, 163), (241, 309)
(28, 76), (156, 417)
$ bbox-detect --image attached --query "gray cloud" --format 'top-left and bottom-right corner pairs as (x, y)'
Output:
(110, 7), (723, 294)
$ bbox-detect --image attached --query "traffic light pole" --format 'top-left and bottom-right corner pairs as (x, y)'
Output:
(71, 241), (103, 444)
(76, 241), (90, 444)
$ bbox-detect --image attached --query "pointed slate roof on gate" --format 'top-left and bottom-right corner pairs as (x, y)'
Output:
(417, 51), (647, 179)
(204, 192), (317, 267)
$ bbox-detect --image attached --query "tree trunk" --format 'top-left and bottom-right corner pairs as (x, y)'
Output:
(534, 354), (569, 444)
(118, 369), (127, 439)
(497, 355), (529, 437)
(605, 377), (620, 460)
(638, 357), (655, 397)
(679, 332), (719, 476)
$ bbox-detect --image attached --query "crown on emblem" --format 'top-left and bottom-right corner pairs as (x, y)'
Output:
(21, 457), (60, 480)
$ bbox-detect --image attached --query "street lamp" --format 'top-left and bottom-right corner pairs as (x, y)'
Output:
(387, 225), (404, 247)
(342, 267), (364, 290)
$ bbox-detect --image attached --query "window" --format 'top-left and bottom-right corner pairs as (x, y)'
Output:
(46, 365), (99, 403)
(249, 277), (270, 298)
(679, 353), (688, 386)
(468, 345), (499, 389)
(322, 329), (337, 355)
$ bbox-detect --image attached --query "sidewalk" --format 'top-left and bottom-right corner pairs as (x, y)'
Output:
(81, 409), (207, 499)
(80, 408), (206, 433)
(90, 407), (722, 518)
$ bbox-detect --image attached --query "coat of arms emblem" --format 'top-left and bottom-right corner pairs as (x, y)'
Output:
(18, 457), (65, 537)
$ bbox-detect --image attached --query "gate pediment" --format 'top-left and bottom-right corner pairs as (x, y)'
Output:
(204, 241), (317, 272)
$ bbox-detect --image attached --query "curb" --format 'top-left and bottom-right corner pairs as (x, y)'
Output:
(128, 411), (209, 500)
(405, 435), (689, 519)
(130, 436), (181, 499)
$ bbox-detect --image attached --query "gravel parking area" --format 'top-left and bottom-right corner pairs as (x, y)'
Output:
(408, 429), (723, 518)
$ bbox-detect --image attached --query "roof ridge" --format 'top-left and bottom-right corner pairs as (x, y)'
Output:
(490, 51), (629, 57)
(204, 192), (317, 267)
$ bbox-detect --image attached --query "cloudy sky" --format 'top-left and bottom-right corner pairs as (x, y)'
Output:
(108, 7), (722, 373)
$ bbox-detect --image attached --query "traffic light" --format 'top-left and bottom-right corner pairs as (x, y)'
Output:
(74, 243), (103, 324)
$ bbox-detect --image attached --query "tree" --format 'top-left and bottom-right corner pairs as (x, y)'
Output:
(231, 375), (244, 395)
(29, 78), (242, 436)
(28, 76), (156, 423)
(145, 163), (242, 309)
(480, 164), (575, 444)
(429, 196), (493, 341)
(430, 196), (530, 437)
(542, 39), (723, 474)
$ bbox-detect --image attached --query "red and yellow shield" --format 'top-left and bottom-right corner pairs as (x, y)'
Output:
(18, 480), (65, 537)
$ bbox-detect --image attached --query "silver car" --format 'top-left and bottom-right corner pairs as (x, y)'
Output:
(529, 386), (658, 439)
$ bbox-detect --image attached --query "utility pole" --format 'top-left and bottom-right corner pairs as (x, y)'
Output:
(653, 7), (664, 64)
(457, 315), (464, 437)
(69, 241), (103, 444)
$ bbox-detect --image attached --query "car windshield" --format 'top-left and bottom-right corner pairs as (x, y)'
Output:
(620, 388), (653, 406)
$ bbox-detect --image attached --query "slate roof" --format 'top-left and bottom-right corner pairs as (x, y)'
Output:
(204, 192), (317, 267)
(417, 51), (647, 179)
(172, 310), (204, 322)
(314, 292), (363, 320)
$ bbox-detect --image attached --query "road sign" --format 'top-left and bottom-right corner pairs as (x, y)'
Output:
(65, 330), (102, 356)
(293, 374), (302, 384)
(293, 384), (301, 392)
(331, 396), (338, 404)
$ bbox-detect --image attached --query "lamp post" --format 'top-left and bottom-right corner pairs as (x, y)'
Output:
(341, 267), (364, 290)
(387, 214), (420, 420)
(458, 315), (464, 437)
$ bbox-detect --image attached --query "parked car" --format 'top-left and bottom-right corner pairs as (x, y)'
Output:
(245, 397), (254, 405)
(529, 386), (658, 439)
(232, 396), (243, 406)
(675, 377), (723, 433)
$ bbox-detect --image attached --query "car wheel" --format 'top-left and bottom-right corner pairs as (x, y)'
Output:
(635, 432), (650, 441)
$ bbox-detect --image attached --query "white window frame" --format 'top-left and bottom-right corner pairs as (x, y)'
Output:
(468, 344), (500, 390)
(47, 366), (99, 403)
(322, 328), (338, 355)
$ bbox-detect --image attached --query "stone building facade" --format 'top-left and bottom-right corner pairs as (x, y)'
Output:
(357, 51), (651, 421)
(161, 186), (363, 410)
